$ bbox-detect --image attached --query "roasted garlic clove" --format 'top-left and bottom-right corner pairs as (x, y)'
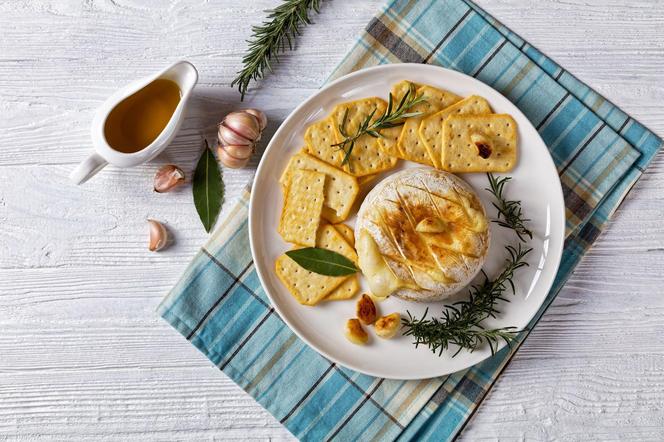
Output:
(344, 319), (369, 345)
(415, 216), (448, 233)
(470, 133), (493, 159)
(356, 294), (377, 325)
(374, 313), (401, 339)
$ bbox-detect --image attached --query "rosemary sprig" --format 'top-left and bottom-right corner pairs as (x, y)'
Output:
(332, 83), (427, 168)
(486, 173), (533, 242)
(231, 0), (322, 100)
(402, 244), (532, 357)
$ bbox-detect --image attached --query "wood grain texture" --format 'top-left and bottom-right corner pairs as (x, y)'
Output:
(0, 0), (662, 440)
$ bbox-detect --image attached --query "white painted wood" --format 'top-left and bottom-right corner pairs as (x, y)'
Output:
(0, 0), (662, 440)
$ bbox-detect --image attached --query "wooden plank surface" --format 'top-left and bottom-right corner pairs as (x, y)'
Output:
(0, 0), (662, 440)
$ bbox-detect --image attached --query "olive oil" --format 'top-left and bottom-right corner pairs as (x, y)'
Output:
(104, 79), (181, 153)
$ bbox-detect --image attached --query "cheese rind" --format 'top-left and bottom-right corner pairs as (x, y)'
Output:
(355, 168), (490, 301)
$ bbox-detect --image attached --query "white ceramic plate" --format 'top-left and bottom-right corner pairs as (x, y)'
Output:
(249, 64), (564, 380)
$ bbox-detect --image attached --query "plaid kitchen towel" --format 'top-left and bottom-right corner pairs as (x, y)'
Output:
(158, 1), (662, 440)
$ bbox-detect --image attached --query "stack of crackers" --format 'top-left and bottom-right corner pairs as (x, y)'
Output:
(275, 80), (518, 306)
(275, 150), (365, 306)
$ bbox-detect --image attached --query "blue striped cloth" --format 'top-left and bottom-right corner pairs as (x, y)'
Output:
(159, 1), (662, 440)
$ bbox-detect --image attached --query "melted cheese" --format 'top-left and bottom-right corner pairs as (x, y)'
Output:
(357, 229), (417, 298)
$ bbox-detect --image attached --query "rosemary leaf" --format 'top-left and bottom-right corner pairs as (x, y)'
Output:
(332, 83), (427, 167)
(485, 173), (533, 242)
(231, 0), (322, 100)
(401, 244), (532, 357)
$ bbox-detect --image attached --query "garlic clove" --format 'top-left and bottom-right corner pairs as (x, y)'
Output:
(356, 294), (377, 325)
(374, 313), (401, 339)
(244, 109), (267, 131)
(217, 145), (250, 168)
(148, 219), (169, 252)
(218, 124), (253, 147)
(221, 111), (261, 145)
(153, 164), (185, 193)
(344, 319), (369, 345)
(223, 144), (253, 160)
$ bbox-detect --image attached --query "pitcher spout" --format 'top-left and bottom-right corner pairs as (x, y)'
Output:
(159, 60), (198, 97)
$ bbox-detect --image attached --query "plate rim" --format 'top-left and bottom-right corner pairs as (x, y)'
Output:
(249, 63), (565, 380)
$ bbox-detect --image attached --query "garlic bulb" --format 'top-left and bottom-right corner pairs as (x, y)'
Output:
(148, 219), (169, 252)
(153, 164), (185, 193)
(217, 109), (267, 169)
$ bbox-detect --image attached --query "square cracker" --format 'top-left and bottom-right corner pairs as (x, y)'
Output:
(277, 169), (325, 246)
(317, 224), (358, 264)
(419, 95), (492, 168)
(304, 117), (344, 167)
(442, 114), (518, 173)
(332, 223), (354, 247)
(397, 85), (461, 166)
(280, 150), (359, 223)
(376, 80), (419, 158)
(275, 255), (346, 305)
(275, 224), (358, 305)
(323, 275), (359, 301)
(330, 97), (398, 177)
(317, 224), (359, 301)
(357, 174), (377, 187)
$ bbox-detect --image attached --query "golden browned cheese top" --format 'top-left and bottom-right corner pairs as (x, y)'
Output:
(356, 169), (489, 301)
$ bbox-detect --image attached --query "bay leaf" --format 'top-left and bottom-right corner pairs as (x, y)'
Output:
(193, 140), (224, 232)
(285, 247), (358, 276)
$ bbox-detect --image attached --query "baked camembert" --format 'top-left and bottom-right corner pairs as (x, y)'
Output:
(355, 168), (490, 301)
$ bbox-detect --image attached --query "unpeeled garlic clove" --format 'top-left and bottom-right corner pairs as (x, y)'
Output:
(217, 145), (250, 169)
(244, 109), (267, 131)
(218, 124), (253, 147)
(153, 164), (185, 193)
(223, 144), (253, 160)
(148, 219), (169, 252)
(219, 111), (261, 145)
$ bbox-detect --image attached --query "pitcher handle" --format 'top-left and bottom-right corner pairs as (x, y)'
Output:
(69, 152), (108, 185)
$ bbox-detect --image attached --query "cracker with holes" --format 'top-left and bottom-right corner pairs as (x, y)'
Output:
(397, 85), (461, 166)
(276, 224), (359, 305)
(278, 169), (326, 246)
(377, 80), (419, 158)
(304, 117), (345, 167)
(419, 95), (492, 168)
(442, 114), (518, 172)
(330, 97), (398, 177)
(275, 255), (346, 305)
(280, 150), (359, 223)
(332, 223), (354, 247)
(358, 174), (378, 188)
(324, 275), (359, 301)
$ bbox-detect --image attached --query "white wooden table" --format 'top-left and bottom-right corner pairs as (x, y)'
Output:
(1, 0), (663, 439)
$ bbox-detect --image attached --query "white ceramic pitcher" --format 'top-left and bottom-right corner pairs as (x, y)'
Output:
(69, 60), (198, 184)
